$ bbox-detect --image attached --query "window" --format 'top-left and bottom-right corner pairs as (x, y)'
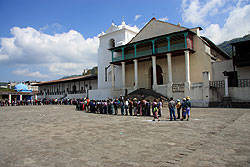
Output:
(109, 38), (115, 48)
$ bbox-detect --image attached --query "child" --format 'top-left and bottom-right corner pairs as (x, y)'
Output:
(152, 99), (160, 121)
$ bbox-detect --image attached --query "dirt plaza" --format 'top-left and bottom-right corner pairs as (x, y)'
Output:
(0, 105), (250, 167)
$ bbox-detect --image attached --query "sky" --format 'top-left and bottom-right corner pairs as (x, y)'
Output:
(0, 0), (250, 82)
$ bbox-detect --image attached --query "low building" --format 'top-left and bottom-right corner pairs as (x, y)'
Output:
(34, 74), (97, 100)
(0, 83), (37, 104)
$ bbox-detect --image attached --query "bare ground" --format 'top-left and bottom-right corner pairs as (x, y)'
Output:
(0, 105), (250, 167)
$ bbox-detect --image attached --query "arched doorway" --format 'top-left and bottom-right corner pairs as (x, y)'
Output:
(150, 65), (163, 88)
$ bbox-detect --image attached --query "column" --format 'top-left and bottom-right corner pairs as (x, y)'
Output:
(184, 50), (191, 97)
(152, 40), (155, 54)
(184, 32), (188, 48)
(224, 76), (229, 97)
(20, 94), (22, 101)
(167, 53), (173, 84)
(134, 45), (137, 58)
(35, 95), (38, 100)
(122, 48), (125, 60)
(111, 51), (114, 62)
(167, 53), (173, 97)
(121, 62), (126, 88)
(167, 37), (171, 51)
(111, 64), (115, 88)
(152, 56), (157, 89)
(134, 59), (138, 90)
(8, 94), (11, 104)
(184, 50), (190, 84)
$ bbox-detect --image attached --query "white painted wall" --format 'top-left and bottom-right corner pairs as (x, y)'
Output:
(212, 60), (233, 81)
(38, 79), (97, 99)
(97, 21), (139, 99)
(209, 87), (250, 102)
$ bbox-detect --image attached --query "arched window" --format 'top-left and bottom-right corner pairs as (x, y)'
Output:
(109, 38), (115, 48)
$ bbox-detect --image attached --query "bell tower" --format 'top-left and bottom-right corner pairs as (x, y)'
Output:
(97, 20), (139, 99)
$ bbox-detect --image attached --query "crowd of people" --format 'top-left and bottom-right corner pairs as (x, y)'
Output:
(76, 96), (192, 121)
(76, 97), (163, 117)
(0, 98), (78, 106)
(1, 95), (192, 121)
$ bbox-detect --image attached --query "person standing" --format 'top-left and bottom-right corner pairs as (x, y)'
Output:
(186, 96), (191, 121)
(152, 99), (159, 121)
(103, 100), (107, 114)
(181, 98), (187, 121)
(133, 98), (138, 116)
(129, 99), (133, 116)
(146, 100), (151, 116)
(125, 99), (129, 115)
(176, 99), (182, 119)
(113, 99), (118, 115)
(120, 99), (124, 115)
(168, 97), (176, 121)
(158, 99), (163, 117)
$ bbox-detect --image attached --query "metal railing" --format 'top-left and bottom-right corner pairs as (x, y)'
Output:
(238, 79), (250, 87)
(209, 81), (225, 88)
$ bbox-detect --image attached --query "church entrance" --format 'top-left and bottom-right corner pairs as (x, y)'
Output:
(150, 65), (163, 88)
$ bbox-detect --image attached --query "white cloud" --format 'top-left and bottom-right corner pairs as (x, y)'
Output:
(12, 68), (48, 78)
(203, 3), (250, 44)
(181, 0), (250, 44)
(181, 0), (225, 25)
(0, 26), (99, 78)
(0, 54), (8, 61)
(135, 14), (142, 21)
(48, 63), (96, 76)
(159, 16), (168, 22)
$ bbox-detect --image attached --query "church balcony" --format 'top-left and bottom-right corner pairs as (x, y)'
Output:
(110, 30), (194, 64)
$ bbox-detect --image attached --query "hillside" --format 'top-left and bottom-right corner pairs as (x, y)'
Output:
(217, 34), (250, 57)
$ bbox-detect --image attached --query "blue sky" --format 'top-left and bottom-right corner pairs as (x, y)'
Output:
(0, 0), (250, 82)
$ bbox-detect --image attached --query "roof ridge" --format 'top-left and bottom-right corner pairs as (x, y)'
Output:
(128, 18), (188, 44)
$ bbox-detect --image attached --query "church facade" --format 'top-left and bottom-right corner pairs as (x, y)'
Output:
(89, 18), (230, 105)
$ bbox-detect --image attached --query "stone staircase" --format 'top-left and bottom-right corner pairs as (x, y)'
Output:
(125, 88), (167, 100)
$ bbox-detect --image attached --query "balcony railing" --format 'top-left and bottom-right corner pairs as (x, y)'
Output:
(170, 43), (185, 51)
(136, 49), (153, 57)
(111, 31), (194, 63)
(112, 42), (187, 63)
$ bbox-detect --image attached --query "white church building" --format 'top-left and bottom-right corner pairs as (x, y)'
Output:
(36, 18), (250, 107)
(88, 17), (234, 108)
